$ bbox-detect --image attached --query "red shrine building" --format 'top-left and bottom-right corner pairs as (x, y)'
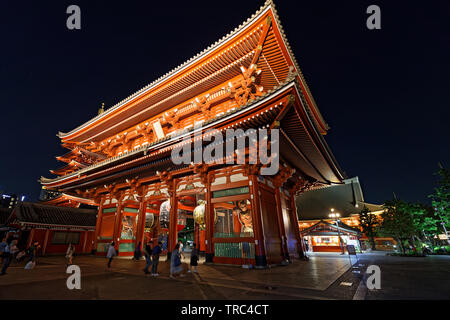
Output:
(40, 1), (347, 267)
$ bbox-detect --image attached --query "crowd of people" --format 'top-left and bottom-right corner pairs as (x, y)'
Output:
(1, 235), (201, 278)
(0, 237), (41, 275)
(106, 239), (200, 278)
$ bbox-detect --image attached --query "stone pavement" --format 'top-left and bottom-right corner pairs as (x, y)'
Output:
(0, 253), (354, 300)
(356, 252), (450, 300)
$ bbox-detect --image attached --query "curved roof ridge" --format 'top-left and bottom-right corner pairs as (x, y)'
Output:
(58, 0), (274, 140)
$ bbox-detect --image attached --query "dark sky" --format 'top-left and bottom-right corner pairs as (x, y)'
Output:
(1, 0), (449, 204)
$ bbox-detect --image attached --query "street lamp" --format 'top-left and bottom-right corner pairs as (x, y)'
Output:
(329, 210), (345, 254)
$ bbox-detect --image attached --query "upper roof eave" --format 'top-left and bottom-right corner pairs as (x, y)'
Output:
(58, 0), (328, 142)
(42, 79), (298, 186)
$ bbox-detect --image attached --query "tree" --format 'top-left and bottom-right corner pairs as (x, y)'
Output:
(359, 206), (380, 250)
(410, 202), (439, 246)
(378, 199), (417, 254)
(429, 165), (450, 242)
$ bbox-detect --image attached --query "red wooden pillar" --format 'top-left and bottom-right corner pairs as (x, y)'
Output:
(82, 230), (88, 253)
(42, 229), (50, 256)
(168, 179), (178, 258)
(274, 187), (290, 261)
(290, 195), (305, 258)
(136, 199), (147, 250)
(27, 228), (35, 248)
(113, 194), (124, 252)
(249, 175), (267, 268)
(205, 179), (214, 263)
(93, 197), (104, 252)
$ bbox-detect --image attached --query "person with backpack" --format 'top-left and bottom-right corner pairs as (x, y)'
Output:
(151, 241), (162, 276)
(106, 241), (117, 269)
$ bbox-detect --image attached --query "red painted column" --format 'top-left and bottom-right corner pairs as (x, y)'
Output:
(249, 175), (267, 268)
(274, 187), (289, 261)
(168, 180), (178, 257)
(136, 199), (147, 250)
(82, 230), (88, 253)
(93, 197), (104, 252)
(205, 179), (214, 263)
(27, 228), (35, 248)
(290, 195), (305, 259)
(42, 229), (50, 256)
(113, 194), (124, 252)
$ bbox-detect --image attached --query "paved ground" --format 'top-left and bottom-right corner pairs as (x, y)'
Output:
(356, 252), (450, 300)
(1, 251), (449, 300)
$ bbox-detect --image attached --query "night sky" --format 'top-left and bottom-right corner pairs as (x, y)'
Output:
(1, 0), (449, 204)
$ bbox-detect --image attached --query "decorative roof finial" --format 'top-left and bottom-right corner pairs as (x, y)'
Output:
(98, 102), (105, 115)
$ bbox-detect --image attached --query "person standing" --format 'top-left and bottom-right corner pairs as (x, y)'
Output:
(151, 241), (162, 276)
(178, 240), (185, 260)
(133, 241), (142, 261)
(143, 241), (152, 274)
(66, 243), (74, 266)
(106, 242), (116, 269)
(188, 243), (199, 273)
(0, 237), (11, 275)
(170, 243), (184, 279)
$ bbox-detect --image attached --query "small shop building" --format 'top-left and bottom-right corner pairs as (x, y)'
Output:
(5, 202), (97, 255)
(297, 177), (396, 252)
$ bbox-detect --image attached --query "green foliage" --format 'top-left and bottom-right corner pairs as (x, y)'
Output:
(359, 206), (380, 250)
(429, 166), (450, 230)
(378, 199), (417, 253)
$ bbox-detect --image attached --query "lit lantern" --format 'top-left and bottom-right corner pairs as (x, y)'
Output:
(159, 200), (188, 232)
(159, 200), (170, 230)
(144, 212), (155, 232)
(177, 210), (187, 232)
(193, 200), (206, 230)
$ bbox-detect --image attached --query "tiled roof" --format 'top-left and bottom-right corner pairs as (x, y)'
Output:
(10, 202), (96, 227)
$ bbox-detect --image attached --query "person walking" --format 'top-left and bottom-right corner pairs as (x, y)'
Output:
(133, 241), (142, 261)
(151, 241), (162, 276)
(0, 237), (11, 275)
(188, 243), (199, 273)
(106, 242), (116, 269)
(66, 243), (75, 266)
(27, 241), (40, 263)
(143, 241), (153, 274)
(170, 243), (184, 279)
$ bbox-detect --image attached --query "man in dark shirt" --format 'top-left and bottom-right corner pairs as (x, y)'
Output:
(151, 241), (162, 276)
(143, 241), (153, 274)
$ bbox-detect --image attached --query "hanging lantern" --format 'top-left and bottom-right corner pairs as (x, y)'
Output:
(159, 200), (170, 230)
(177, 210), (187, 232)
(193, 200), (206, 230)
(144, 212), (155, 232)
(159, 199), (189, 232)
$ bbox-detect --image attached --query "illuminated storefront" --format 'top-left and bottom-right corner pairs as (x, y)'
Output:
(301, 220), (362, 253)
